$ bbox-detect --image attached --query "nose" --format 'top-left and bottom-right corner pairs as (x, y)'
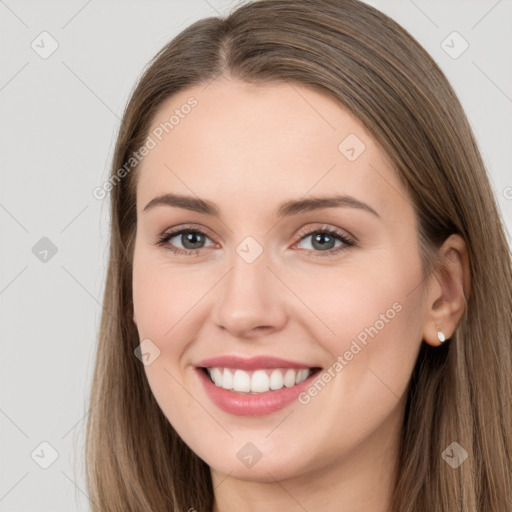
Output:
(211, 248), (288, 340)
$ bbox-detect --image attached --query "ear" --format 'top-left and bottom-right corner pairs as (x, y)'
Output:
(422, 234), (471, 347)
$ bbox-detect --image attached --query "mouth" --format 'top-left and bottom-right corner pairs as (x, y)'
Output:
(195, 355), (323, 415)
(201, 366), (322, 394)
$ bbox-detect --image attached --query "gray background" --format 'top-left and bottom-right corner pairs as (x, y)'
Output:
(1, 0), (511, 510)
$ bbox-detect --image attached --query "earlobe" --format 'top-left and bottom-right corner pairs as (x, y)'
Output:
(422, 234), (471, 347)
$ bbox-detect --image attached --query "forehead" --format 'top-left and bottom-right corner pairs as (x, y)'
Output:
(136, 79), (409, 223)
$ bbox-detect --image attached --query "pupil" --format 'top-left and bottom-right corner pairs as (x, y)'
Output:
(313, 233), (335, 250)
(183, 232), (204, 249)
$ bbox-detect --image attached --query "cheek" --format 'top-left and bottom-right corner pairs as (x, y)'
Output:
(279, 264), (424, 465)
(286, 251), (423, 353)
(132, 250), (213, 436)
(132, 246), (212, 346)
(286, 248), (425, 402)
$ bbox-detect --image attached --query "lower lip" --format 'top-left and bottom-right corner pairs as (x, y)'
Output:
(196, 368), (318, 416)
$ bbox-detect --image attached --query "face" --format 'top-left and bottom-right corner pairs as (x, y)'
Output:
(132, 79), (427, 484)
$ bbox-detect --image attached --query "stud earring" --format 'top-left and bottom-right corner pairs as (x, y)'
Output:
(437, 330), (446, 343)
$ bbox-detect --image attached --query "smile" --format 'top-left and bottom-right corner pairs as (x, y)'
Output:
(205, 367), (314, 393)
(195, 355), (323, 415)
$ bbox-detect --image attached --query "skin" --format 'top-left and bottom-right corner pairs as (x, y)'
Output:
(132, 78), (470, 512)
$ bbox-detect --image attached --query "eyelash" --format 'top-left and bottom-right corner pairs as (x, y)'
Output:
(154, 225), (356, 258)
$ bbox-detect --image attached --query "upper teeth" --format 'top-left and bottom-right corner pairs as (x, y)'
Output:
(207, 367), (312, 393)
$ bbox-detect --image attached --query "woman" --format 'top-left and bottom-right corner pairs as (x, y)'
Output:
(85, 1), (512, 510)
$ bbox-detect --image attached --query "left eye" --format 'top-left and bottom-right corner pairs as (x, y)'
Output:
(296, 231), (343, 251)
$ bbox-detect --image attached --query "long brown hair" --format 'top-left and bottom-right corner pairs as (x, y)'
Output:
(85, 1), (512, 510)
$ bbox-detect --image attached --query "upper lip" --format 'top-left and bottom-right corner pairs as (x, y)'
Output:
(196, 355), (320, 371)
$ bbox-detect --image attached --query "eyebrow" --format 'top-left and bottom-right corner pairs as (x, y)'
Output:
(143, 193), (380, 218)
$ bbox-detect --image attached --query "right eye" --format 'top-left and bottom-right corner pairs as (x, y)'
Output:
(155, 228), (215, 256)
